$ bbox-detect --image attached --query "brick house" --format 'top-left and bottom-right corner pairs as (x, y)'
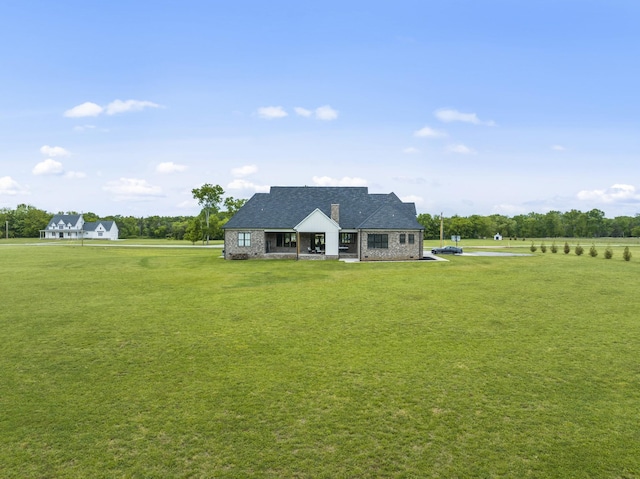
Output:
(222, 186), (424, 261)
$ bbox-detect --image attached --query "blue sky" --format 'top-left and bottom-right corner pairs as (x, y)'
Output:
(2, 0), (640, 218)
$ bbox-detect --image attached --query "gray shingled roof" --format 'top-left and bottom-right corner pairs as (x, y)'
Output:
(49, 214), (82, 226)
(83, 221), (116, 232)
(223, 186), (423, 230)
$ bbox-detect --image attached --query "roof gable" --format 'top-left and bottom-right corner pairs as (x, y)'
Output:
(83, 221), (116, 232)
(50, 214), (81, 223)
(294, 208), (340, 233)
(48, 214), (82, 229)
(358, 203), (422, 229)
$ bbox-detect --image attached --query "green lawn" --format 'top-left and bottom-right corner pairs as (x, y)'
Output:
(1, 243), (639, 478)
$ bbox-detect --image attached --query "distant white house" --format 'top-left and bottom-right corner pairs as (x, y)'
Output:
(40, 214), (119, 240)
(494, 233), (503, 241)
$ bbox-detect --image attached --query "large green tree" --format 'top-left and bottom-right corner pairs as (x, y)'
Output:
(417, 213), (440, 239)
(223, 197), (247, 218)
(12, 204), (51, 238)
(191, 184), (224, 245)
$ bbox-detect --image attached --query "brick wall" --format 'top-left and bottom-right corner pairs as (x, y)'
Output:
(359, 230), (423, 261)
(224, 229), (265, 259)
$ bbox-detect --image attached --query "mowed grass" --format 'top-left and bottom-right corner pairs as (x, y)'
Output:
(1, 243), (639, 478)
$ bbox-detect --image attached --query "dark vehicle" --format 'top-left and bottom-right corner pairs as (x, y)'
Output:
(431, 245), (463, 255)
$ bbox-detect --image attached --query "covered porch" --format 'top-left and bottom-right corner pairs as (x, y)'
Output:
(39, 229), (83, 239)
(263, 231), (359, 260)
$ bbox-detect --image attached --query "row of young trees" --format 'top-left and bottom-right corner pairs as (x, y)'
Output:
(528, 241), (632, 261)
(0, 184), (247, 242)
(418, 209), (640, 240)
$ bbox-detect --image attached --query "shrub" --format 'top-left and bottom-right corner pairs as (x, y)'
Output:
(564, 242), (570, 254)
(550, 242), (558, 253)
(530, 242), (537, 253)
(575, 244), (584, 256)
(623, 246), (632, 262)
(589, 244), (598, 257)
(540, 243), (547, 253)
(604, 246), (613, 259)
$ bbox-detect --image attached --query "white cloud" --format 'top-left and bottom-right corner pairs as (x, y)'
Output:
(551, 145), (566, 151)
(393, 176), (426, 184)
(312, 176), (368, 187)
(106, 99), (162, 115)
(103, 178), (164, 200)
(65, 99), (161, 118)
(231, 165), (258, 177)
(65, 171), (86, 179)
(493, 203), (527, 215)
(294, 107), (313, 117)
(315, 105), (339, 121)
(0, 176), (27, 195)
(40, 145), (70, 157)
(294, 105), (339, 120)
(414, 126), (446, 138)
(257, 106), (288, 119)
(400, 194), (424, 206)
(435, 108), (495, 126)
(33, 159), (64, 175)
(156, 162), (187, 174)
(73, 124), (97, 132)
(227, 179), (270, 192)
(402, 147), (420, 154)
(577, 184), (640, 203)
(64, 102), (104, 118)
(446, 144), (476, 155)
(177, 199), (199, 209)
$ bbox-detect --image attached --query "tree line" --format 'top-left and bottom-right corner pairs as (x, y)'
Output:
(418, 209), (640, 239)
(3, 202), (640, 241)
(0, 184), (247, 242)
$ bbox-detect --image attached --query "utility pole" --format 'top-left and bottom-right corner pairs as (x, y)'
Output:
(5, 220), (8, 240)
(439, 212), (444, 247)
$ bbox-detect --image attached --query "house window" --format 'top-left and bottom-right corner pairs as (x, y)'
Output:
(399, 234), (406, 244)
(408, 234), (415, 244)
(340, 233), (356, 244)
(276, 232), (296, 247)
(98, 232), (103, 237)
(367, 234), (388, 249)
(238, 232), (251, 247)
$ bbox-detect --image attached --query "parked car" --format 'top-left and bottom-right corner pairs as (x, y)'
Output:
(431, 245), (463, 255)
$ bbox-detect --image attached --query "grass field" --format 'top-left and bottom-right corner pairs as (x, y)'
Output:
(1, 241), (639, 478)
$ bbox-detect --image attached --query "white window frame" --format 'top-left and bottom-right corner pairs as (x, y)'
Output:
(238, 232), (251, 247)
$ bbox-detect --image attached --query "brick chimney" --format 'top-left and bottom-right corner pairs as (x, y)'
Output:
(330, 204), (339, 224)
